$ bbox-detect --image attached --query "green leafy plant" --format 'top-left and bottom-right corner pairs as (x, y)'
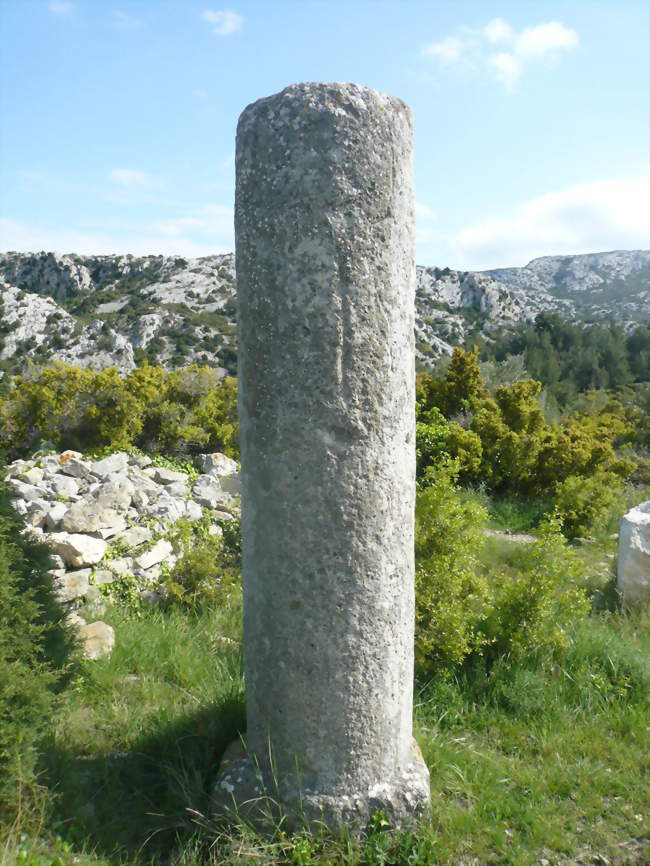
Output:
(165, 516), (241, 608)
(98, 571), (145, 614)
(0, 361), (240, 462)
(414, 347), (640, 527)
(0, 481), (77, 823)
(414, 459), (492, 675)
(553, 470), (624, 539)
(481, 513), (590, 660)
(416, 406), (482, 482)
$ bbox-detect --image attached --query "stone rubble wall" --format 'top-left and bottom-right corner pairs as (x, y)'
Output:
(5, 449), (241, 659)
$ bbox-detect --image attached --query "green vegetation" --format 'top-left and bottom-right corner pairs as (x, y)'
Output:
(165, 515), (242, 608)
(479, 313), (650, 406)
(415, 460), (491, 673)
(416, 346), (647, 539)
(1, 348), (649, 864)
(0, 362), (239, 462)
(3, 544), (648, 864)
(414, 460), (591, 676)
(0, 481), (77, 824)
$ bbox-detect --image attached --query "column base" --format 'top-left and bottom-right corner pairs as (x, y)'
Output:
(212, 738), (430, 832)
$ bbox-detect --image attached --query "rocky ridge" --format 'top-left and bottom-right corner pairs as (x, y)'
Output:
(0, 249), (648, 375)
(6, 448), (241, 659)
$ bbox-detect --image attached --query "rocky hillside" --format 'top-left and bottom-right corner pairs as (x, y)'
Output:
(0, 249), (648, 376)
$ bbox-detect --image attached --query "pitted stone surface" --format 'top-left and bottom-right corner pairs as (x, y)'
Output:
(217, 81), (428, 828)
(215, 736), (429, 832)
(617, 501), (650, 608)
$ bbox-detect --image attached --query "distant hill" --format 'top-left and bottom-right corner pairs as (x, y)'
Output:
(0, 249), (648, 377)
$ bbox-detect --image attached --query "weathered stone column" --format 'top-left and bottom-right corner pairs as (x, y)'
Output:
(215, 82), (430, 829)
(617, 501), (650, 608)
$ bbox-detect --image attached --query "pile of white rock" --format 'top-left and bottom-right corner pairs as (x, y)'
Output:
(6, 449), (241, 659)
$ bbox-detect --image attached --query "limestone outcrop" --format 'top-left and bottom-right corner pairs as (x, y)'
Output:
(1, 248), (647, 378)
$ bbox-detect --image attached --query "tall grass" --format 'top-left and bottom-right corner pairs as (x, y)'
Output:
(4, 601), (647, 866)
(3, 473), (649, 865)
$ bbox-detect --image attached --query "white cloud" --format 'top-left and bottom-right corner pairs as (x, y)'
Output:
(49, 1), (73, 15)
(201, 9), (243, 36)
(483, 17), (514, 44)
(423, 18), (578, 89)
(155, 204), (233, 239)
(415, 201), (437, 220)
(448, 173), (650, 269)
(516, 21), (578, 59)
(103, 169), (161, 205)
(4, 175), (648, 268)
(421, 35), (465, 63)
(415, 201), (439, 245)
(489, 52), (521, 89)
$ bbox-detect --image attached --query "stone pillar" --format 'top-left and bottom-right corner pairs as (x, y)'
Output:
(617, 501), (650, 608)
(215, 82), (430, 829)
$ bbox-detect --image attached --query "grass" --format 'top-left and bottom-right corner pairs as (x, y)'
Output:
(3, 485), (649, 866)
(458, 487), (552, 533)
(416, 614), (650, 865)
(5, 596), (649, 865)
(41, 600), (244, 859)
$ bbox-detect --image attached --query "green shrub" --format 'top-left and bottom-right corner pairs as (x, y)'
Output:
(481, 514), (590, 661)
(165, 516), (241, 607)
(415, 348), (639, 518)
(0, 361), (240, 462)
(417, 347), (488, 418)
(166, 536), (236, 607)
(0, 482), (76, 822)
(414, 459), (492, 675)
(414, 470), (591, 676)
(471, 395), (542, 492)
(416, 407), (482, 482)
(0, 363), (140, 459)
(553, 470), (624, 539)
(131, 364), (239, 458)
(533, 411), (634, 494)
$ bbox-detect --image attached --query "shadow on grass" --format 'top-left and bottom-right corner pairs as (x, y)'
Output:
(41, 694), (246, 864)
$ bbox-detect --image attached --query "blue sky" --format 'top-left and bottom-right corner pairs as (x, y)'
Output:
(1, 0), (648, 269)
